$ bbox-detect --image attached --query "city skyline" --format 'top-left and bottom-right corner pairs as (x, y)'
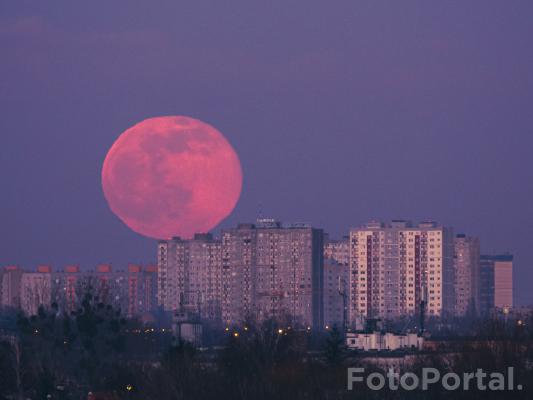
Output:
(1, 218), (515, 325)
(2, 2), (533, 398)
(2, 1), (532, 307)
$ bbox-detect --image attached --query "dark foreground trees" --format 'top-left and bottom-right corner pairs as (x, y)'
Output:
(3, 309), (533, 399)
(3, 290), (153, 399)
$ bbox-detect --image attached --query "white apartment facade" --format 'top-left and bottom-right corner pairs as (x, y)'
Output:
(348, 220), (454, 325)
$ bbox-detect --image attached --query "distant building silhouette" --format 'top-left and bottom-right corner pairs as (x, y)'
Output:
(454, 234), (480, 316)
(479, 254), (513, 315)
(323, 236), (349, 330)
(1, 264), (157, 317)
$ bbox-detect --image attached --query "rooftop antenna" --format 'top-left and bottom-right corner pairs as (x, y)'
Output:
(258, 202), (263, 219)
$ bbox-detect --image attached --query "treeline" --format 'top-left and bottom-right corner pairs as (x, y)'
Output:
(2, 297), (533, 399)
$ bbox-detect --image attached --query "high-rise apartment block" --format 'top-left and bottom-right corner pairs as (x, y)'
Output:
(221, 219), (324, 329)
(348, 221), (454, 324)
(453, 234), (480, 316)
(157, 233), (222, 321)
(6, 219), (514, 327)
(479, 254), (513, 315)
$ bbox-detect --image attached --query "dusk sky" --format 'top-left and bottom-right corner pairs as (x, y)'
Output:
(1, 1), (532, 304)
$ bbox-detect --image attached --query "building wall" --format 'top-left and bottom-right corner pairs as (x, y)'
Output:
(479, 258), (495, 315)
(348, 221), (454, 325)
(20, 272), (52, 316)
(479, 254), (513, 314)
(3, 264), (157, 317)
(221, 224), (257, 325)
(323, 259), (348, 329)
(143, 265), (158, 314)
(0, 266), (23, 309)
(157, 239), (178, 311)
(453, 235), (480, 316)
(49, 265), (157, 316)
(494, 258), (513, 309)
(346, 332), (424, 351)
(221, 220), (324, 329)
(323, 238), (349, 329)
(52, 265), (83, 313)
(158, 234), (222, 321)
(187, 235), (222, 320)
(324, 237), (350, 265)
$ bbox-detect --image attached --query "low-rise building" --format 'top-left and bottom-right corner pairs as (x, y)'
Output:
(346, 331), (424, 351)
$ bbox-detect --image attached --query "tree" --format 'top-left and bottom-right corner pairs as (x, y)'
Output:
(0, 339), (19, 398)
(323, 325), (345, 366)
(15, 287), (136, 398)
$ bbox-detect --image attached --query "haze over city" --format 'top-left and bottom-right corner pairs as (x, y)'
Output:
(1, 0), (532, 307)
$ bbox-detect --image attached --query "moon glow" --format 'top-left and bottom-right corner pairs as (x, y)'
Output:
(102, 116), (242, 239)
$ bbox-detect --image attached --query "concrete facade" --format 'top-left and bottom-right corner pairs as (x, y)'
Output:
(453, 234), (480, 316)
(348, 220), (454, 324)
(221, 219), (324, 329)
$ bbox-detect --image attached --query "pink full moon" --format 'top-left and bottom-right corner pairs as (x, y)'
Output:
(101, 116), (242, 239)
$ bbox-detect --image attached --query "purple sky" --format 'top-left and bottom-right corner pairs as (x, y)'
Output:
(1, 1), (532, 304)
